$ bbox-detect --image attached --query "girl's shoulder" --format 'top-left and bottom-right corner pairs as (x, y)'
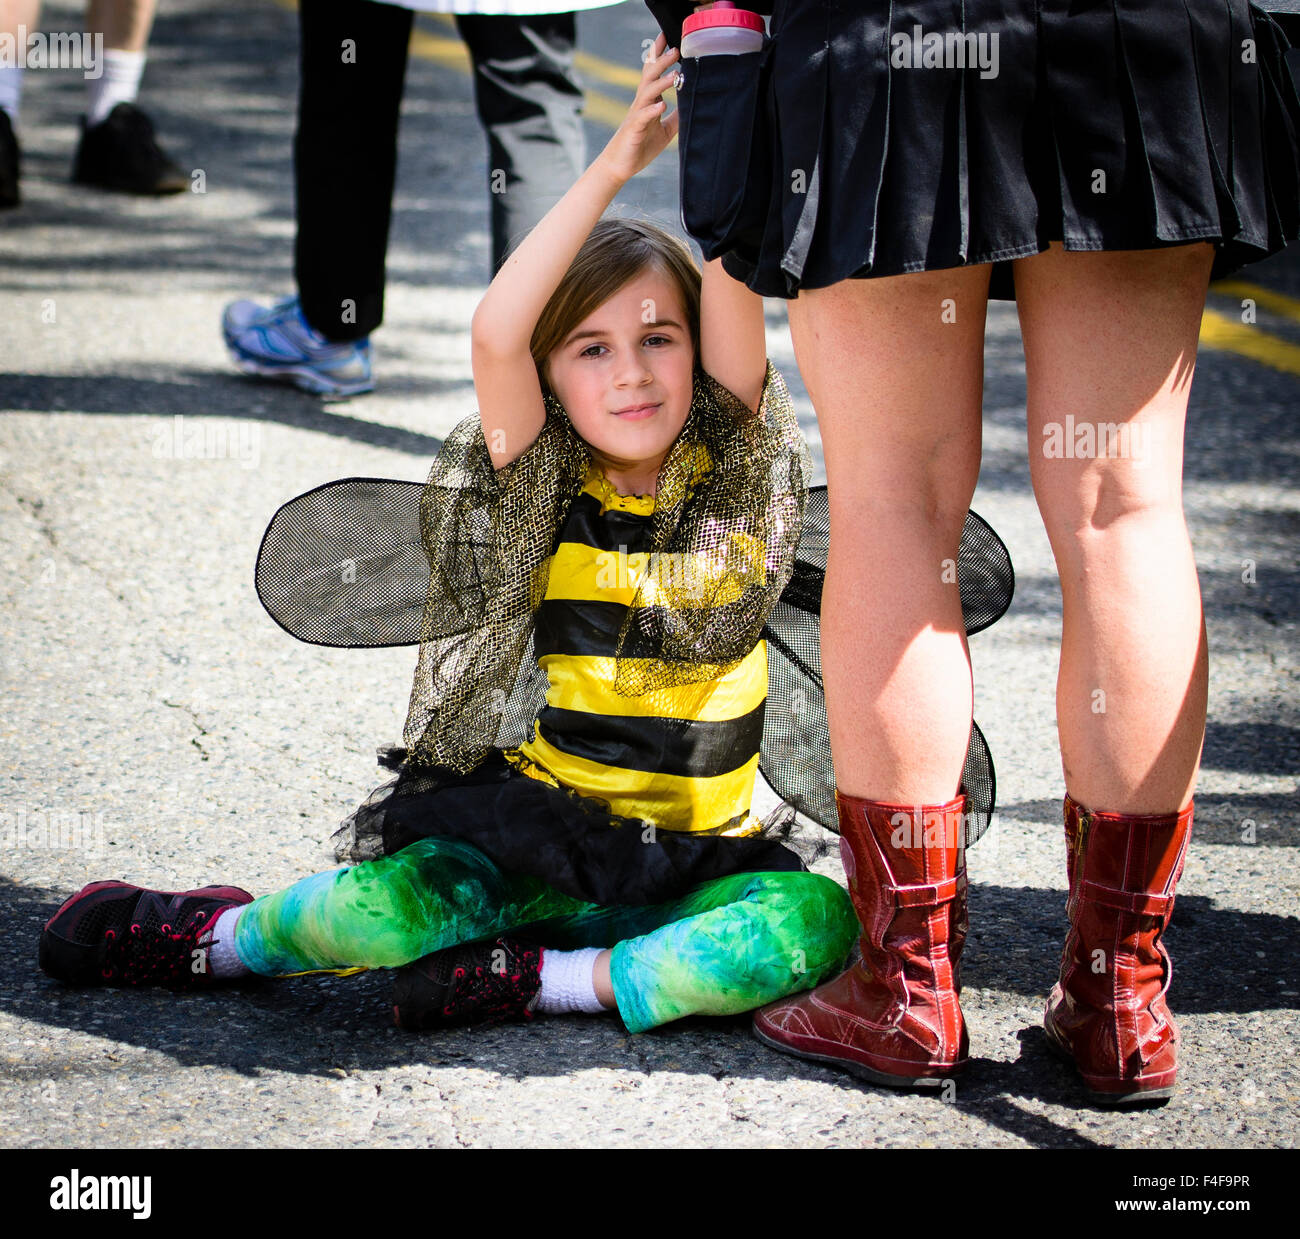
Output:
(693, 361), (804, 472)
(697, 359), (789, 417)
(430, 399), (586, 492)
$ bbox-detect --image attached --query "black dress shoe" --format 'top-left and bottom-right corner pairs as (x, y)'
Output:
(71, 102), (187, 195)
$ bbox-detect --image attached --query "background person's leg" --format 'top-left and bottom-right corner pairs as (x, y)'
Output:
(86, 0), (155, 130)
(86, 0), (151, 52)
(295, 0), (411, 341)
(455, 11), (584, 273)
(0, 0), (41, 123)
(0, 0), (38, 205)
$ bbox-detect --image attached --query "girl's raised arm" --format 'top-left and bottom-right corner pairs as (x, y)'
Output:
(470, 159), (625, 470)
(471, 34), (682, 470)
(699, 257), (767, 415)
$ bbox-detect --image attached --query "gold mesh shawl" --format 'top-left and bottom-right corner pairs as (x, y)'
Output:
(403, 360), (810, 773)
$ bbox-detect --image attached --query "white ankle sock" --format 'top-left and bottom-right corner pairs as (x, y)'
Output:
(86, 49), (145, 127)
(202, 905), (250, 978)
(0, 66), (24, 125)
(535, 947), (606, 1015)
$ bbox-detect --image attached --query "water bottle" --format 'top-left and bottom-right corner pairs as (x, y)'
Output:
(679, 2), (766, 59)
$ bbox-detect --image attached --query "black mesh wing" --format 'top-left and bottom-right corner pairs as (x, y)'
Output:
(255, 478), (427, 648)
(253, 479), (1014, 844)
(758, 487), (1012, 847)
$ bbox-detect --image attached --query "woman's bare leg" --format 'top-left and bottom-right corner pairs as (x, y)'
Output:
(787, 265), (991, 803)
(1, 0), (41, 41)
(1012, 241), (1213, 814)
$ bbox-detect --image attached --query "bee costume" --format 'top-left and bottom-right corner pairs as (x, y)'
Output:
(237, 363), (1013, 1031)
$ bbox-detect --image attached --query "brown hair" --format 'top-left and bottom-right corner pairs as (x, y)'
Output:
(530, 217), (702, 395)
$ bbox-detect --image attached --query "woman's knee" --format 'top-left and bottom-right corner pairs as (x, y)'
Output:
(1032, 454), (1188, 562)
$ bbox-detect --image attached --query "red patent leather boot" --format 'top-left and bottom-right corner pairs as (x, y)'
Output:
(1043, 793), (1193, 1105)
(752, 792), (969, 1088)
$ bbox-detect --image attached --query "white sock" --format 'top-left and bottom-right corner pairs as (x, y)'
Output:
(202, 905), (251, 978)
(86, 48), (145, 127)
(535, 947), (606, 1015)
(0, 65), (23, 125)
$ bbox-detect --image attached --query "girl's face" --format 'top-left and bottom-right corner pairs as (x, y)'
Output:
(544, 267), (695, 495)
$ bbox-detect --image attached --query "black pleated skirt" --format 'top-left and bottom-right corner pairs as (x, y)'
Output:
(676, 0), (1300, 299)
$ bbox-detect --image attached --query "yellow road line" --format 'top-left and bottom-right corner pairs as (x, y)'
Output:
(569, 85), (640, 131)
(407, 26), (470, 71)
(1199, 307), (1300, 377)
(1209, 278), (1300, 324)
(575, 50), (647, 91)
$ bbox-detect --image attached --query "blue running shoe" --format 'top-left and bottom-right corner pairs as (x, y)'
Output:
(222, 295), (373, 396)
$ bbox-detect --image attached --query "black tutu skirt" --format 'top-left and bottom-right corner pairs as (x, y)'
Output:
(673, 0), (1300, 300)
(332, 748), (809, 908)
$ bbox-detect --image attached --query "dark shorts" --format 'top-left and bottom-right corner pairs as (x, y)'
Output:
(675, 0), (1300, 299)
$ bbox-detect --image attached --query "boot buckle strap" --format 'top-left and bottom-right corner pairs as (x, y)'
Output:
(893, 877), (959, 908)
(1079, 880), (1172, 916)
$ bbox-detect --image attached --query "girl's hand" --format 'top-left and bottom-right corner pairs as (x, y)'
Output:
(595, 34), (681, 185)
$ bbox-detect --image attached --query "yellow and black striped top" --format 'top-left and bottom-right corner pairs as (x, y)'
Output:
(509, 464), (768, 834)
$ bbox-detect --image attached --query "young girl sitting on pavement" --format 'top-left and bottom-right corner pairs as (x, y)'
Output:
(39, 33), (857, 1035)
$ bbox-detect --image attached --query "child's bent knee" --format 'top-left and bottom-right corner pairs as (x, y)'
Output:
(338, 838), (504, 910)
(317, 838), (513, 964)
(743, 871), (856, 974)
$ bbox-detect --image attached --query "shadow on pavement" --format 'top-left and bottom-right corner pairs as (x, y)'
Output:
(996, 791), (1300, 845)
(7, 871), (1296, 1053)
(0, 372), (449, 458)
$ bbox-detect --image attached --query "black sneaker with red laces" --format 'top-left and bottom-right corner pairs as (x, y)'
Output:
(39, 880), (253, 988)
(392, 937), (543, 1031)
(70, 102), (187, 195)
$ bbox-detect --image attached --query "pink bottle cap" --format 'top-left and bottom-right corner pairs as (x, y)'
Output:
(681, 2), (765, 38)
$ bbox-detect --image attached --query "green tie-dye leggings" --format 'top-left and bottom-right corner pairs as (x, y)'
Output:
(233, 837), (856, 1033)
